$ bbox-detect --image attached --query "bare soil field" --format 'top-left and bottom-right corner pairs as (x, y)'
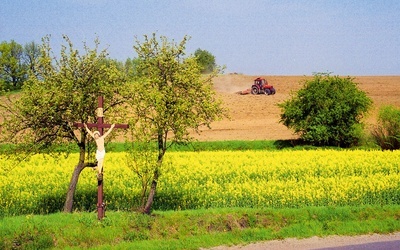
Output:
(192, 74), (400, 141)
(200, 75), (400, 249)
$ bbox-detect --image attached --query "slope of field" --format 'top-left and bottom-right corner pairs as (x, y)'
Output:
(192, 75), (400, 141)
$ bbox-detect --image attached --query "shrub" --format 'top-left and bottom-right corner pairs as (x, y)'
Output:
(194, 48), (216, 73)
(371, 105), (400, 150)
(279, 73), (372, 147)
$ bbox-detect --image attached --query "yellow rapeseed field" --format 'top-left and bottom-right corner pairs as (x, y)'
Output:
(0, 150), (399, 215)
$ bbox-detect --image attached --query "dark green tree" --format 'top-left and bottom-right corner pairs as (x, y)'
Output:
(0, 35), (128, 212)
(125, 34), (227, 214)
(279, 73), (372, 147)
(0, 40), (27, 90)
(194, 48), (216, 73)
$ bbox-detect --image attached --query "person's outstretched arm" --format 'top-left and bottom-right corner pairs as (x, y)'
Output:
(103, 124), (115, 138)
(84, 124), (95, 138)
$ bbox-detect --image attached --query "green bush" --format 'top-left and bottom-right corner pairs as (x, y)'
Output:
(194, 48), (216, 73)
(279, 73), (372, 147)
(371, 105), (400, 150)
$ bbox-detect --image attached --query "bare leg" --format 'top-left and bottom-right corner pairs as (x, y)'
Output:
(97, 158), (104, 180)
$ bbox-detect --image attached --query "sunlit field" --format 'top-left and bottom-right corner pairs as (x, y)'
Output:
(1, 150), (399, 216)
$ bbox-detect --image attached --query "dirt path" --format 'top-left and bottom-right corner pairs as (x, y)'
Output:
(192, 75), (400, 141)
(206, 232), (400, 250)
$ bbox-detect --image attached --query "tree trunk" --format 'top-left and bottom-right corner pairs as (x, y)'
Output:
(63, 147), (86, 212)
(142, 133), (165, 214)
(142, 168), (159, 215)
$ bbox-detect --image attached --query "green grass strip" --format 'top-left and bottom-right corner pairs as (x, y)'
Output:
(1, 205), (399, 249)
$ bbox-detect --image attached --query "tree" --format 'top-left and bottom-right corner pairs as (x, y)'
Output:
(125, 34), (227, 214)
(124, 57), (141, 77)
(0, 35), (128, 212)
(23, 41), (41, 77)
(194, 48), (216, 73)
(371, 105), (400, 150)
(279, 73), (372, 147)
(0, 40), (27, 90)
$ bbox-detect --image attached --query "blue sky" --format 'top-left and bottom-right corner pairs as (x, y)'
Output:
(1, 0), (399, 75)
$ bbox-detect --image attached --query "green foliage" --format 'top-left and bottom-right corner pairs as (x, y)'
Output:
(0, 139), (380, 154)
(0, 40), (41, 93)
(0, 35), (127, 155)
(125, 33), (227, 213)
(125, 139), (161, 211)
(129, 33), (226, 148)
(0, 35), (129, 213)
(0, 40), (27, 91)
(1, 206), (399, 249)
(371, 105), (400, 150)
(23, 41), (41, 77)
(194, 48), (216, 73)
(279, 73), (372, 147)
(123, 57), (141, 77)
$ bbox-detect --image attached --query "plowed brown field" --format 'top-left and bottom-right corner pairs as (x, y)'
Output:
(192, 75), (400, 141)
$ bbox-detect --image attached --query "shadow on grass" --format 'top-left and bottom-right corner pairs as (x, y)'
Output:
(273, 139), (306, 149)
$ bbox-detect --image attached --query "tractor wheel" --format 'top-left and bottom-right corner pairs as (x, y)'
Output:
(264, 89), (271, 95)
(251, 86), (258, 95)
(270, 87), (276, 95)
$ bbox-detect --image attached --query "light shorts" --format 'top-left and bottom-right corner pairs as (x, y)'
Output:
(96, 150), (106, 161)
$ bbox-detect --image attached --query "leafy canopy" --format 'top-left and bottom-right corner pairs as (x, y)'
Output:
(0, 40), (27, 91)
(279, 73), (372, 147)
(194, 48), (216, 74)
(0, 35), (127, 155)
(125, 34), (227, 213)
(128, 34), (226, 149)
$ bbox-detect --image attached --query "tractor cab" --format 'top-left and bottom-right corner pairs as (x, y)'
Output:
(254, 77), (267, 87)
(251, 77), (276, 95)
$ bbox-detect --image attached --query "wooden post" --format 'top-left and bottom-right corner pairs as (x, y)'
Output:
(74, 96), (129, 219)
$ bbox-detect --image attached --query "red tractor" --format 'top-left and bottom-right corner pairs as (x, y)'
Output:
(251, 77), (276, 95)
